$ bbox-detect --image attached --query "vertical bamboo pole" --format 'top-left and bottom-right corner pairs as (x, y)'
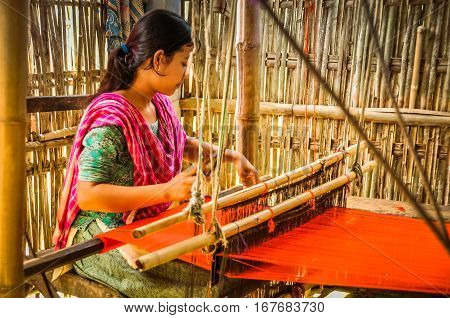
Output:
(334, 1), (349, 98)
(380, 4), (397, 108)
(426, 4), (443, 111)
(398, 4), (415, 108)
(0, 0), (28, 298)
(236, 0), (260, 167)
(441, 5), (450, 112)
(409, 25), (425, 109)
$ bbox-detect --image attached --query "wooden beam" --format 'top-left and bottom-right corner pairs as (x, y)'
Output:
(26, 95), (89, 113)
(135, 161), (378, 271)
(25, 95), (450, 126)
(24, 238), (104, 280)
(236, 0), (261, 167)
(51, 271), (123, 298)
(346, 196), (450, 221)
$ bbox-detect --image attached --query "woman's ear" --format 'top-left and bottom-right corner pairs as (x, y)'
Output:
(153, 49), (166, 71)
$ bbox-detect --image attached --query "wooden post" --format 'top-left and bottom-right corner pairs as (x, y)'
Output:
(0, 0), (29, 297)
(236, 0), (260, 167)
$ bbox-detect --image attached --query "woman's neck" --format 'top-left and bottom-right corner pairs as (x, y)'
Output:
(120, 84), (156, 111)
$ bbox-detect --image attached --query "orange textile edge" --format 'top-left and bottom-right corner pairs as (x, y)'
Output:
(225, 207), (450, 295)
(96, 203), (189, 254)
(96, 198), (215, 270)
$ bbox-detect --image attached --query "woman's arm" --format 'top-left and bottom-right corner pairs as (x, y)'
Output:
(77, 167), (197, 213)
(183, 136), (239, 164)
(183, 136), (260, 186)
(77, 182), (171, 213)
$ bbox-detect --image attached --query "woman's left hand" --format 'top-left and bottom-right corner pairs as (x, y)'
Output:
(233, 152), (261, 187)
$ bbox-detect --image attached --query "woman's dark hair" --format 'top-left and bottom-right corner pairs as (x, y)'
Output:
(95, 9), (192, 97)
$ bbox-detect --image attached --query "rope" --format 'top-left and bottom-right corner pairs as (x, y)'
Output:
(207, 0), (238, 249)
(267, 207), (276, 233)
(184, 0), (216, 227)
(306, 190), (316, 211)
(183, 0), (206, 226)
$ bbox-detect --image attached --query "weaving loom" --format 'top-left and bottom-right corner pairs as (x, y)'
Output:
(20, 133), (447, 298)
(22, 141), (449, 297)
(83, 142), (448, 297)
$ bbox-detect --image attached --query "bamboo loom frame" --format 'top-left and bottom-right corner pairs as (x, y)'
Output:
(135, 160), (378, 271)
(132, 141), (365, 238)
(0, 0), (29, 298)
(235, 0), (260, 166)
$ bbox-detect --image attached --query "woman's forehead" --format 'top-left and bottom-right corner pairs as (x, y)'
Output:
(179, 44), (194, 57)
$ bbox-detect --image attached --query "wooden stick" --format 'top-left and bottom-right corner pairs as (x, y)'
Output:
(135, 161), (378, 271)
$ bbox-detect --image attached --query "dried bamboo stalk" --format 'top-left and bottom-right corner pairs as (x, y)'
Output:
(419, 2), (434, 110)
(379, 4), (397, 108)
(409, 25), (425, 109)
(426, 5), (443, 110)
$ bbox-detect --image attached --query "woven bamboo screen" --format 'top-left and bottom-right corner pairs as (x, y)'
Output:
(181, 0), (449, 204)
(25, 0), (449, 250)
(27, 0), (104, 249)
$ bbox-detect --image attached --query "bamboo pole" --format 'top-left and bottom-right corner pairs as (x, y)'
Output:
(426, 4), (443, 111)
(409, 25), (425, 109)
(441, 4), (450, 112)
(373, 1), (388, 108)
(135, 161), (378, 271)
(236, 0), (261, 169)
(379, 4), (397, 108)
(418, 2), (433, 110)
(398, 4), (415, 108)
(180, 98), (450, 126)
(0, 0), (28, 298)
(132, 142), (366, 239)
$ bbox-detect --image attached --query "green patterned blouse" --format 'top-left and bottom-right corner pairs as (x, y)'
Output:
(73, 121), (159, 230)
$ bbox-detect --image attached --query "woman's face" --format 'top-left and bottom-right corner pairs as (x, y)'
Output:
(140, 44), (194, 96)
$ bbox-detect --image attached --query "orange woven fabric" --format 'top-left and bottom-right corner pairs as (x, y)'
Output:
(226, 207), (450, 295)
(97, 203), (449, 294)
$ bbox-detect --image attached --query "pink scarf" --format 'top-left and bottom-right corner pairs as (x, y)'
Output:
(55, 92), (186, 249)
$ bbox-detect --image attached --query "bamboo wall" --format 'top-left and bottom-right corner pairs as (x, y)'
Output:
(25, 0), (449, 250)
(26, 0), (103, 250)
(181, 0), (450, 204)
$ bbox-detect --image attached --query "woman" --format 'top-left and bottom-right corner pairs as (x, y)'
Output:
(52, 10), (259, 297)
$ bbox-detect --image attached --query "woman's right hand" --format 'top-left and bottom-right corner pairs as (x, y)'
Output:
(166, 165), (197, 202)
